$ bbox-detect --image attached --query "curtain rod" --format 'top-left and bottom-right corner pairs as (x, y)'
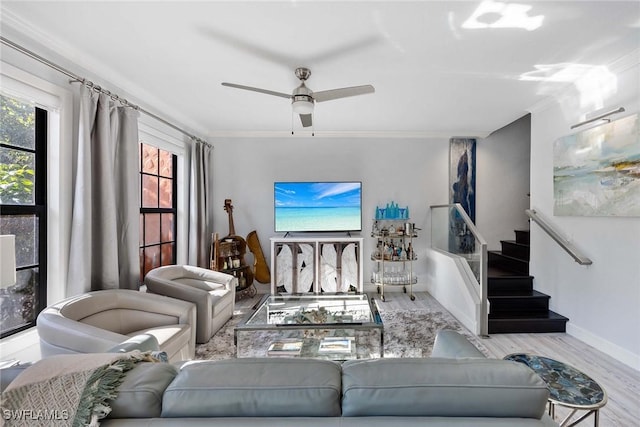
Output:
(1, 36), (211, 147)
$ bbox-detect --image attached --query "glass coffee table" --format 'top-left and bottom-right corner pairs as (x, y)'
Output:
(234, 294), (383, 361)
(504, 353), (607, 427)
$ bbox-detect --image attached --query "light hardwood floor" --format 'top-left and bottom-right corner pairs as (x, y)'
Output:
(373, 291), (640, 427)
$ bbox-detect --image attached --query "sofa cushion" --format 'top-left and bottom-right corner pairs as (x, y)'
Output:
(81, 308), (180, 335)
(431, 329), (486, 358)
(128, 324), (191, 361)
(161, 358), (342, 417)
(341, 358), (549, 419)
(107, 334), (160, 353)
(108, 362), (179, 418)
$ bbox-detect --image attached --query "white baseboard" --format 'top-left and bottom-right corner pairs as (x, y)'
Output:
(567, 323), (640, 371)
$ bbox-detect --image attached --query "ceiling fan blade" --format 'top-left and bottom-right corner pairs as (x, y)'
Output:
(221, 82), (291, 99)
(312, 85), (375, 102)
(299, 114), (313, 127)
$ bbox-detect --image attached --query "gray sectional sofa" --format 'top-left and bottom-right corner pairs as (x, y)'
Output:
(1, 330), (558, 426)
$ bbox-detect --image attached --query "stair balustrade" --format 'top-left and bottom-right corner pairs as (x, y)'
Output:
(430, 204), (488, 336)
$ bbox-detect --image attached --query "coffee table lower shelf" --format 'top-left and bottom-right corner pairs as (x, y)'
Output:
(236, 330), (382, 361)
(234, 293), (383, 361)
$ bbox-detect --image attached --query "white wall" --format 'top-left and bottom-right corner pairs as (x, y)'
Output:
(211, 136), (450, 293)
(477, 114), (531, 250)
(425, 249), (483, 335)
(529, 55), (640, 370)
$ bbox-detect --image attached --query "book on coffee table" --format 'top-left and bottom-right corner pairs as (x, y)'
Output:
(267, 340), (303, 356)
(318, 337), (353, 354)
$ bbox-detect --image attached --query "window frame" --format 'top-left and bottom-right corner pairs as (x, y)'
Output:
(138, 121), (188, 266)
(1, 61), (74, 319)
(0, 101), (48, 339)
(138, 142), (178, 283)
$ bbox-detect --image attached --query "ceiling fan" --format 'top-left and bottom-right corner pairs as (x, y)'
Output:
(222, 67), (374, 128)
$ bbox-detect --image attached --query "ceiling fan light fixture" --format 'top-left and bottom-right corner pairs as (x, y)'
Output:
(223, 68), (374, 125)
(292, 95), (314, 114)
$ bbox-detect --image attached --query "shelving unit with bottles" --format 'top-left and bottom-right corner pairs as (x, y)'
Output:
(371, 216), (417, 302)
(211, 238), (255, 298)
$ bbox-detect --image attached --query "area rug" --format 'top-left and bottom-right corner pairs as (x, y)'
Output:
(379, 309), (489, 357)
(196, 297), (490, 360)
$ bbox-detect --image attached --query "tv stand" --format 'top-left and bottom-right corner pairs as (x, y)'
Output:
(270, 236), (364, 294)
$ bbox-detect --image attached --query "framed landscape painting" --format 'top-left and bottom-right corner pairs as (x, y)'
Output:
(553, 113), (639, 217)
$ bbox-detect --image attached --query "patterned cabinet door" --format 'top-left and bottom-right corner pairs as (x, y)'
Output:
(274, 242), (315, 294)
(320, 242), (360, 293)
(271, 237), (363, 295)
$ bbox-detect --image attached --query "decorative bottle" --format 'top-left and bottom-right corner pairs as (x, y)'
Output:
(373, 242), (381, 260)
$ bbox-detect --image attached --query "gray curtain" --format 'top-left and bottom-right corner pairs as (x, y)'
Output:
(187, 139), (214, 268)
(67, 85), (140, 294)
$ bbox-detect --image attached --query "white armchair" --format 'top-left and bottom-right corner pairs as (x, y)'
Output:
(36, 289), (196, 362)
(144, 265), (236, 344)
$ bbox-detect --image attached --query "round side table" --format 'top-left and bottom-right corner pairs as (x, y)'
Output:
(504, 353), (607, 427)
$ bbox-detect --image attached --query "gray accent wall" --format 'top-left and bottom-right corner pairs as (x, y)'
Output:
(476, 114), (531, 250)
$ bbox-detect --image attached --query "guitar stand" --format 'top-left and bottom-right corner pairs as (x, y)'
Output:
(236, 284), (257, 301)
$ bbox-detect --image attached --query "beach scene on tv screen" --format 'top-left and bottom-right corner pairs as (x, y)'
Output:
(275, 182), (362, 232)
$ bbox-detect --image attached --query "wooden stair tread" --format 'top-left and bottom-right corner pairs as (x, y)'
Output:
(501, 239), (529, 247)
(489, 290), (549, 298)
(489, 250), (527, 261)
(489, 310), (568, 320)
(488, 266), (532, 278)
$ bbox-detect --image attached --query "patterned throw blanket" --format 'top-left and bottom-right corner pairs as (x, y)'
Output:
(0, 351), (159, 427)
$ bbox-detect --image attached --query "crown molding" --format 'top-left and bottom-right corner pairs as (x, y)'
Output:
(205, 130), (491, 139)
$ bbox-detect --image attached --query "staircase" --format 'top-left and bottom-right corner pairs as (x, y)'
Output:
(487, 229), (568, 334)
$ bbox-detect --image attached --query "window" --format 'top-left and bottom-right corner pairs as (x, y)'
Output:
(0, 94), (47, 338)
(139, 142), (177, 282)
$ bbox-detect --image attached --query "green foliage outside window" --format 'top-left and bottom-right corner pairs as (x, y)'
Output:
(1, 95), (36, 205)
(0, 93), (42, 337)
(1, 94), (36, 148)
(0, 163), (34, 204)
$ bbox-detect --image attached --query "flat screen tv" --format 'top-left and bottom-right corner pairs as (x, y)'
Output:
(274, 181), (362, 233)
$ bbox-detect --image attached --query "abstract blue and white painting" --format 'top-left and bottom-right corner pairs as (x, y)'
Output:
(449, 138), (476, 254)
(450, 138), (476, 222)
(554, 113), (639, 217)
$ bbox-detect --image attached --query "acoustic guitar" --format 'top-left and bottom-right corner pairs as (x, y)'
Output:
(246, 230), (271, 284)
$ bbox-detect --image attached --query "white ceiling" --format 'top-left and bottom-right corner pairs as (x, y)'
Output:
(1, 1), (639, 138)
